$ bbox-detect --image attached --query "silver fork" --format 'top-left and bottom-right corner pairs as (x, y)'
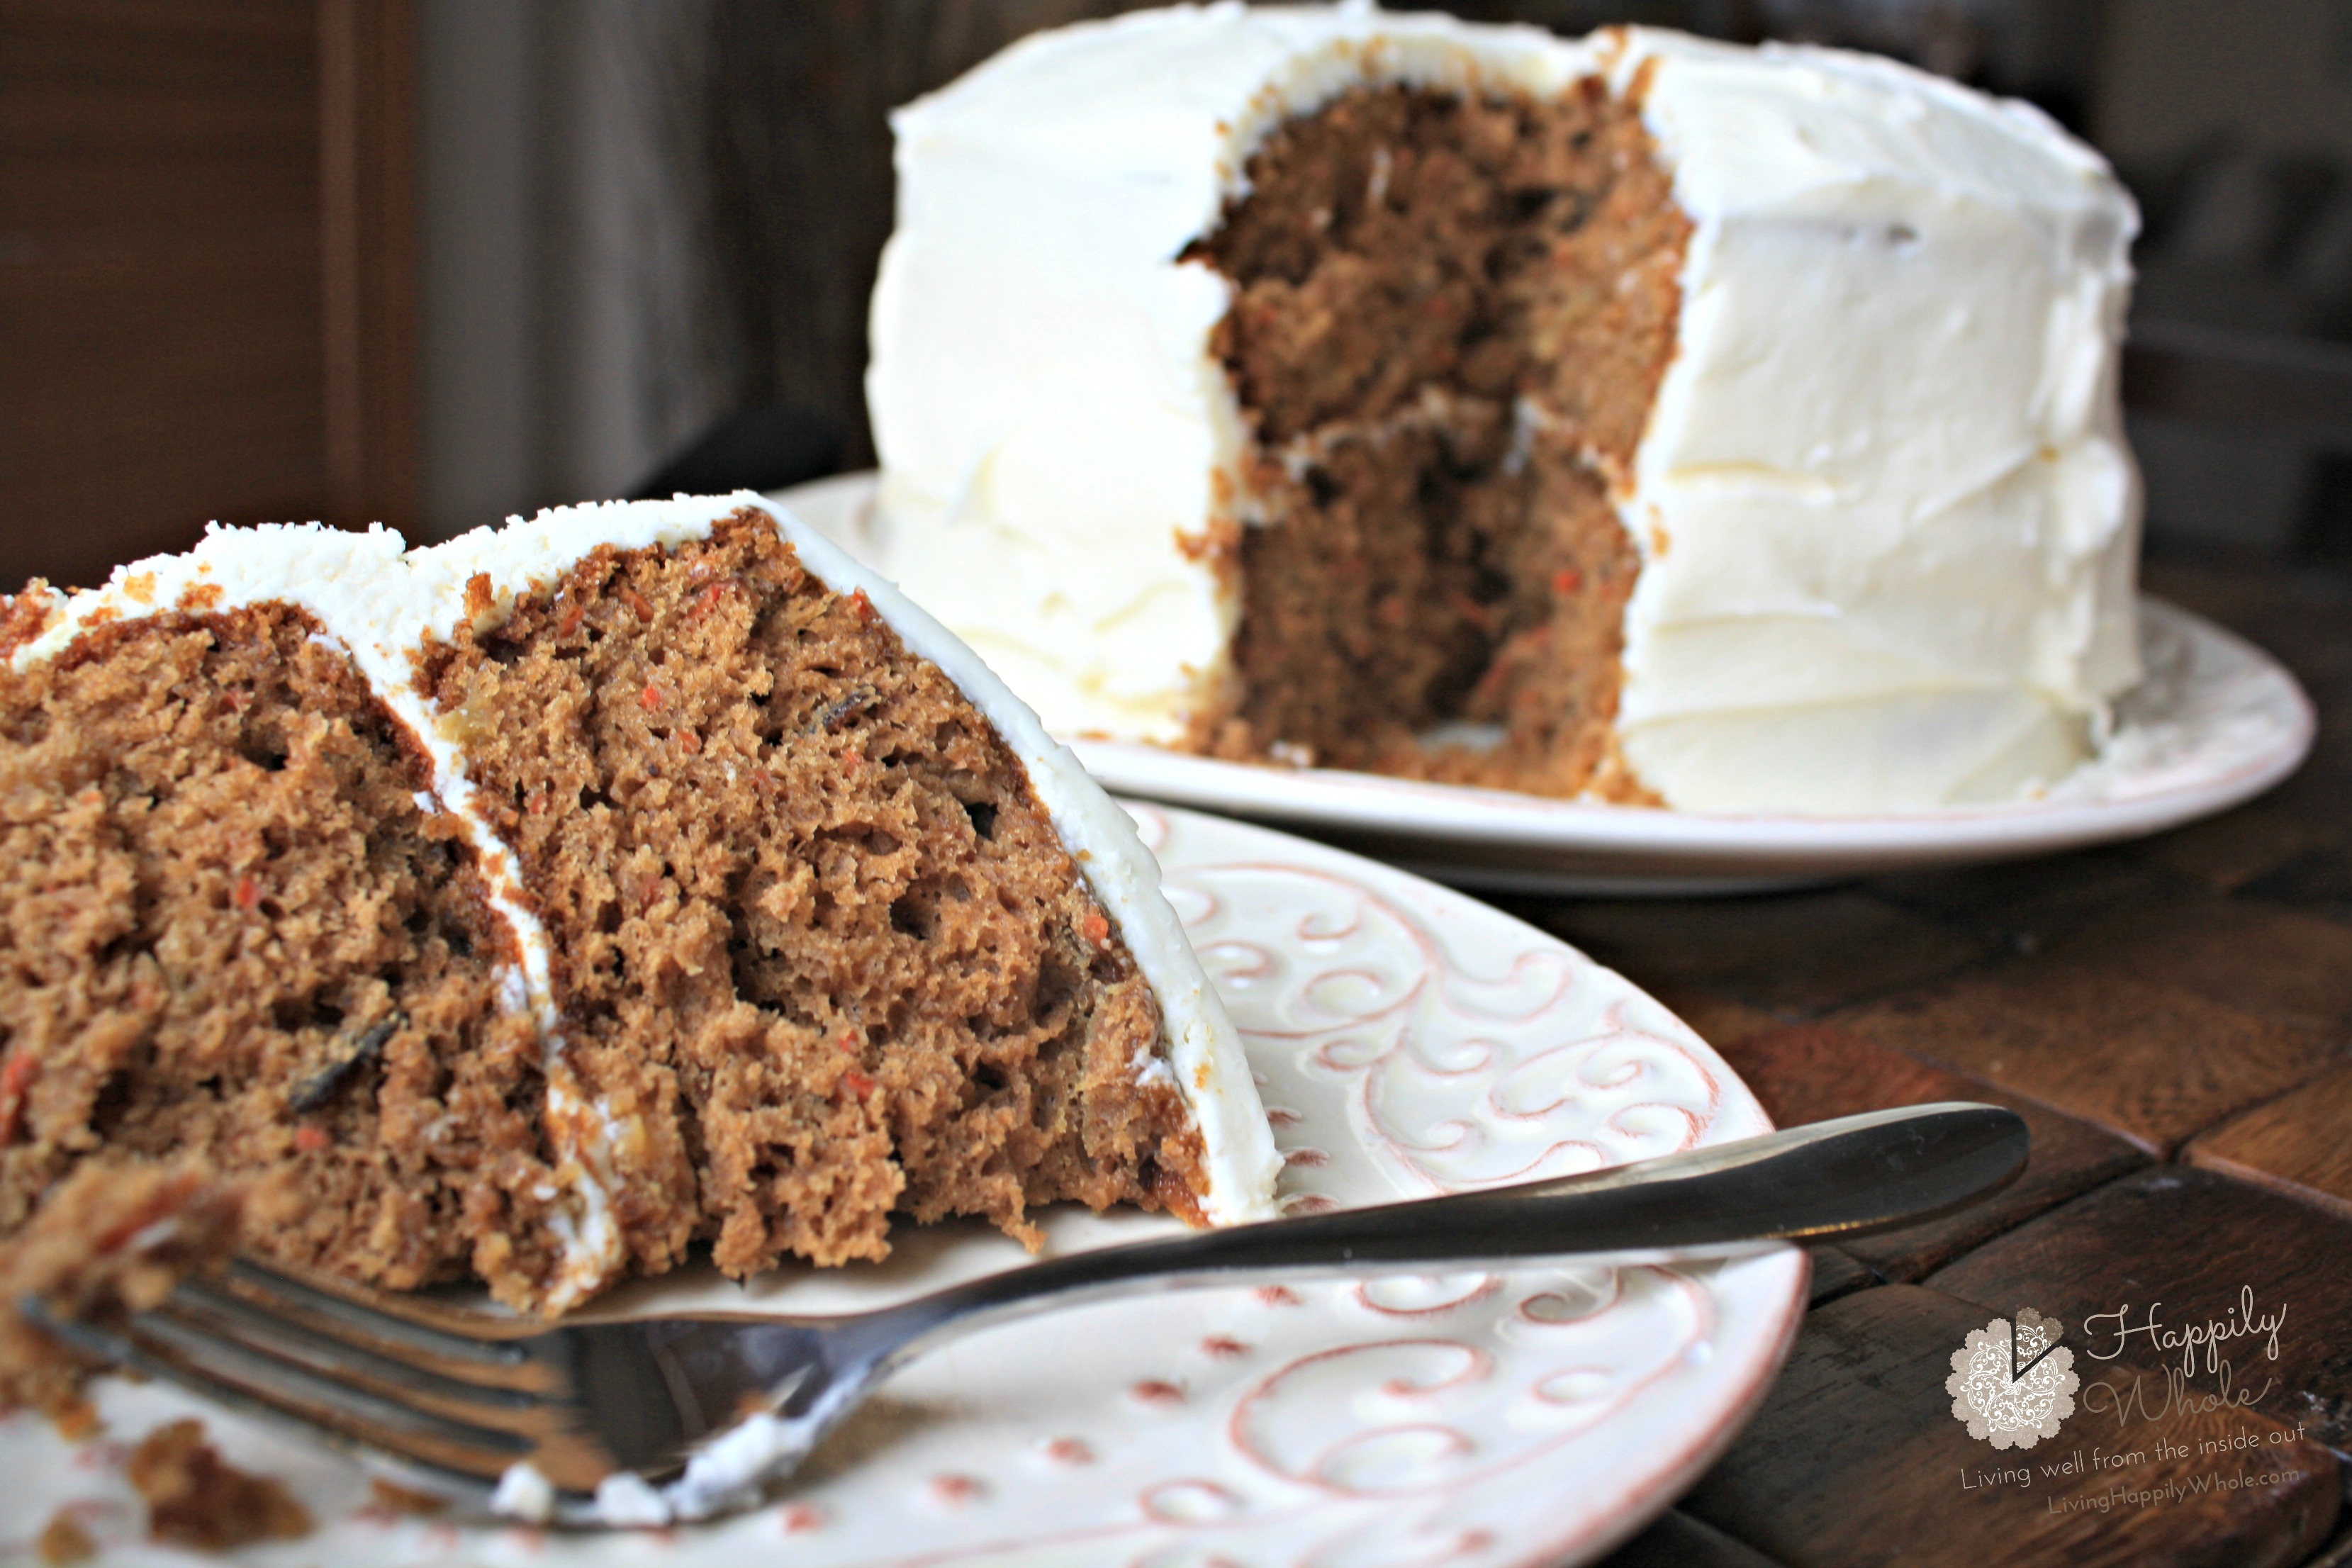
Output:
(24, 1101), (2025, 1528)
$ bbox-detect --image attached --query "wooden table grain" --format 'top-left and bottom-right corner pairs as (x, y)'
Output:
(1535, 556), (2352, 1568)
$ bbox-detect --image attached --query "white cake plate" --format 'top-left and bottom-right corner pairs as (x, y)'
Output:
(773, 473), (2316, 895)
(0, 806), (1807, 1568)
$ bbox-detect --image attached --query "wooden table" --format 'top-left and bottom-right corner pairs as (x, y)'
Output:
(1498, 555), (2352, 1568)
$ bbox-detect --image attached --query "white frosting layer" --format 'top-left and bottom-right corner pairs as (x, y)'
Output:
(866, 3), (2142, 813)
(12, 495), (1278, 1312)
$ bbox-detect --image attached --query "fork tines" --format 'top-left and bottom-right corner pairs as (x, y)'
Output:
(20, 1260), (607, 1500)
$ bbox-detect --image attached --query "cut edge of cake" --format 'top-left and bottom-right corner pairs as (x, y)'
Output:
(2, 493), (1282, 1316)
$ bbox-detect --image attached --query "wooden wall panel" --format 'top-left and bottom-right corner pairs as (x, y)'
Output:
(0, 0), (413, 593)
(320, 0), (415, 534)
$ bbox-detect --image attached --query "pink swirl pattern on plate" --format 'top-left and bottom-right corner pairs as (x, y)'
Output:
(0, 807), (1807, 1568)
(1150, 829), (1727, 1202)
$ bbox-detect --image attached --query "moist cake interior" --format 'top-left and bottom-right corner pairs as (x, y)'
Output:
(1, 511), (1202, 1318)
(418, 510), (1202, 1281)
(1187, 77), (1689, 800)
(0, 605), (570, 1304)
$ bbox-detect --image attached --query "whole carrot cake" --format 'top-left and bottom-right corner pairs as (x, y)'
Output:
(0, 494), (1279, 1316)
(868, 6), (2145, 813)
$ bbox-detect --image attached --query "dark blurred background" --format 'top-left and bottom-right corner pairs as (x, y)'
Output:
(4, 0), (2349, 590)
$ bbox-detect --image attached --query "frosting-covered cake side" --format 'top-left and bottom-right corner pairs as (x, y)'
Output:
(868, 4), (1590, 745)
(1603, 30), (2140, 810)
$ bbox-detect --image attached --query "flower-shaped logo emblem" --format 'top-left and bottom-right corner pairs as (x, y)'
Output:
(1947, 1307), (2077, 1449)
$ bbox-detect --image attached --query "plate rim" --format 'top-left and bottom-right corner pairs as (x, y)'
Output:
(1077, 600), (2314, 852)
(770, 469), (2312, 885)
(1132, 802), (1814, 1568)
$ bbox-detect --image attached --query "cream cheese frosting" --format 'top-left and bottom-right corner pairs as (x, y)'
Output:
(866, 2), (2142, 812)
(11, 495), (1281, 1309)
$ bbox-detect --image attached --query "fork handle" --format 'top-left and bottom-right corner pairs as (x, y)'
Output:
(868, 1102), (2024, 1367)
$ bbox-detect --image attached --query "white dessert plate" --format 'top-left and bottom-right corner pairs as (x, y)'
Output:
(1, 805), (1807, 1568)
(776, 472), (2317, 894)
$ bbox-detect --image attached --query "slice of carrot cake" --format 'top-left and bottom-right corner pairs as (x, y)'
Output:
(0, 494), (1279, 1318)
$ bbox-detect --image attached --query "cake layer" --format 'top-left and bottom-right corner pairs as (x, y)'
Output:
(1185, 75), (1674, 797)
(417, 507), (1236, 1281)
(4, 525), (625, 1308)
(867, 4), (2143, 812)
(0, 593), (570, 1305)
(417, 498), (1279, 1260)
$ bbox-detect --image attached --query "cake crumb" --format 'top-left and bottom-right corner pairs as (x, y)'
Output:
(368, 1476), (449, 1516)
(35, 1511), (95, 1565)
(128, 1419), (313, 1550)
(47, 1399), (102, 1442)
